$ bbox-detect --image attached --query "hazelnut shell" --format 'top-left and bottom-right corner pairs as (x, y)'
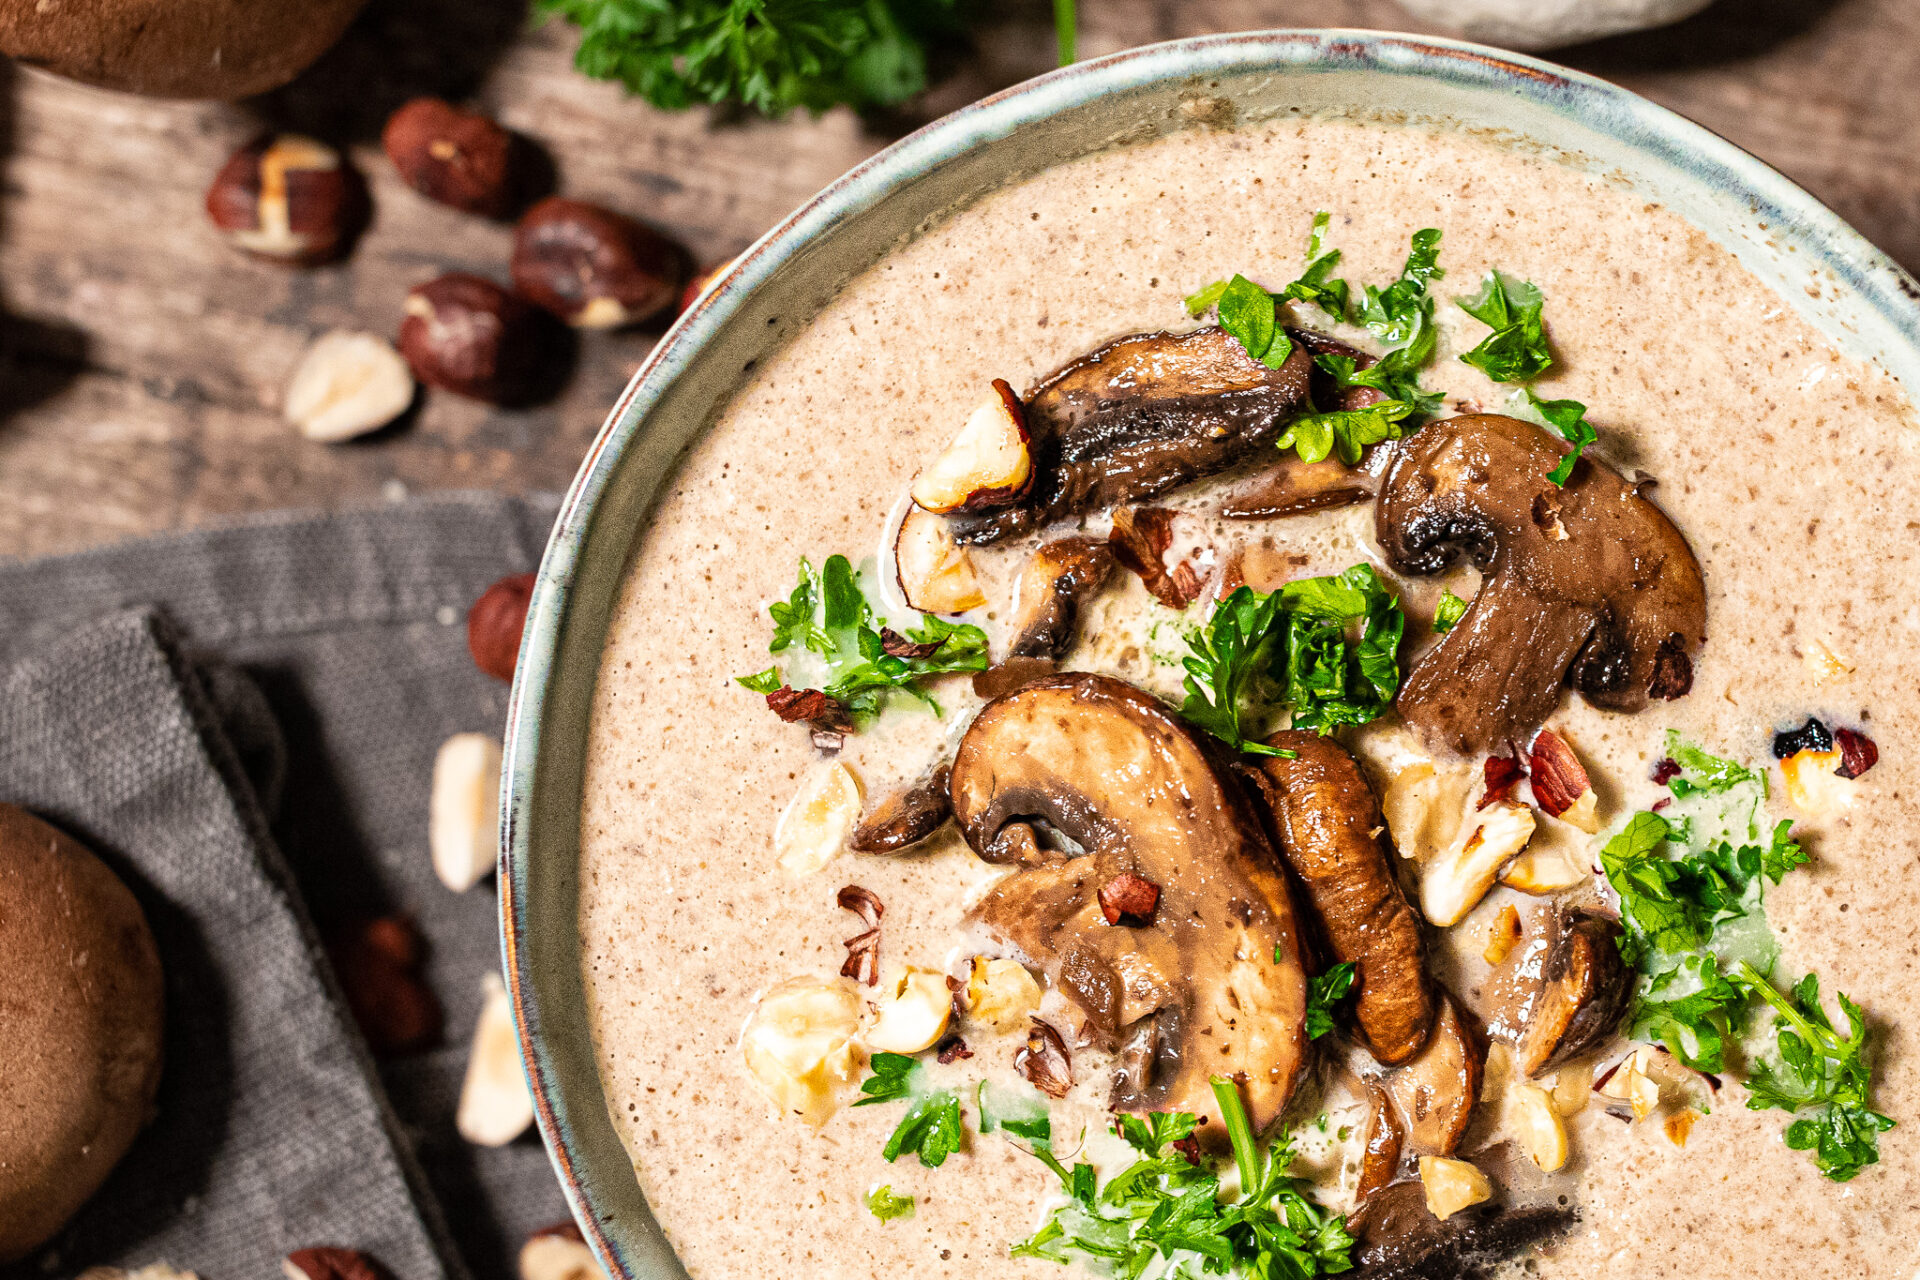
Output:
(383, 98), (514, 217)
(468, 573), (536, 682)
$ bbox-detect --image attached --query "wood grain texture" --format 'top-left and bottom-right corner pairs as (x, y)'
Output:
(0, 0), (1911, 558)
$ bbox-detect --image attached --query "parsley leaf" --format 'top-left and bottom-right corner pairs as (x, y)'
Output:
(1631, 953), (1747, 1072)
(1663, 730), (1764, 796)
(1215, 275), (1295, 370)
(1456, 270), (1552, 383)
(854, 1052), (964, 1168)
(1281, 210), (1351, 321)
(1305, 962), (1356, 1040)
(1179, 568), (1406, 752)
(1011, 1079), (1355, 1277)
(1736, 963), (1895, 1182)
(1275, 399), (1412, 466)
(739, 556), (988, 729)
(865, 1184), (915, 1221)
(534, 0), (966, 117)
(1506, 387), (1598, 487)
(1432, 590), (1468, 634)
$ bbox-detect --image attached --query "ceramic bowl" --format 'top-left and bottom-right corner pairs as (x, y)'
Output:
(499, 29), (1920, 1278)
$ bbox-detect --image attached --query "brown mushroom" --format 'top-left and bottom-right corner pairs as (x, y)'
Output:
(1356, 1079), (1407, 1209)
(1219, 452), (1376, 520)
(1349, 1179), (1574, 1280)
(952, 674), (1310, 1134)
(1376, 414), (1706, 755)
(948, 327), (1313, 544)
(848, 764), (952, 854)
(1248, 731), (1436, 1066)
(1008, 538), (1117, 660)
(1385, 991), (1483, 1156)
(1514, 910), (1634, 1077)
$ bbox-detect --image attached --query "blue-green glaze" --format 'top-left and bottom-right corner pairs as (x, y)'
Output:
(499, 29), (1920, 1277)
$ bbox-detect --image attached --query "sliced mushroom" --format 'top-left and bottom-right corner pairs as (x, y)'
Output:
(1219, 452), (1376, 519)
(1291, 327), (1386, 413)
(1376, 414), (1707, 754)
(1249, 731), (1436, 1066)
(1515, 910), (1633, 1077)
(1385, 991), (1483, 1156)
(848, 763), (952, 853)
(1357, 1079), (1407, 1209)
(948, 327), (1313, 544)
(1349, 1179), (1574, 1280)
(1009, 537), (1117, 659)
(953, 673), (1310, 1134)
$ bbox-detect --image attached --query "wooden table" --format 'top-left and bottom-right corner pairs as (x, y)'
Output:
(1, 0), (1913, 559)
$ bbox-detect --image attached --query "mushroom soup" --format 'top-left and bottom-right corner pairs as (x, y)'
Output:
(579, 115), (1918, 1278)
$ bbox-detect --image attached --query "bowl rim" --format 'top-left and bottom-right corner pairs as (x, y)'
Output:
(499, 26), (1920, 1276)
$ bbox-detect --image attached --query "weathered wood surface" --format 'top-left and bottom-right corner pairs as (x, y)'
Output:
(0, 0), (1912, 559)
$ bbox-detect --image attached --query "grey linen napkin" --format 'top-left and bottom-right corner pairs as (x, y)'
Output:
(0, 492), (569, 1280)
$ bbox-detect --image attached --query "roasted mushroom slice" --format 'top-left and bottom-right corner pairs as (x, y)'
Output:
(1385, 992), (1483, 1156)
(948, 327), (1313, 544)
(1219, 452), (1376, 519)
(1515, 910), (1633, 1077)
(1376, 414), (1707, 754)
(1357, 1079), (1407, 1209)
(1008, 537), (1117, 660)
(1249, 731), (1436, 1067)
(1350, 1179), (1574, 1280)
(848, 764), (953, 854)
(953, 673), (1311, 1134)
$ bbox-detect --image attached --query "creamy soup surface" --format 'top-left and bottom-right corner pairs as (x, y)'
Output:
(578, 114), (1920, 1279)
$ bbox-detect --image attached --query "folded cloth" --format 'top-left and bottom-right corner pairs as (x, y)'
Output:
(0, 492), (568, 1280)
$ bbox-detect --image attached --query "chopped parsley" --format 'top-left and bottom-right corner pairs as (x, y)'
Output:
(1179, 566), (1406, 754)
(1282, 211), (1351, 321)
(1010, 1079), (1354, 1277)
(1506, 387), (1598, 487)
(1601, 735), (1889, 1180)
(854, 1051), (965, 1168)
(1432, 590), (1468, 634)
(1304, 962), (1356, 1040)
(866, 1184), (916, 1221)
(1274, 399), (1412, 467)
(1456, 271), (1552, 383)
(1215, 275), (1296, 370)
(737, 555), (988, 728)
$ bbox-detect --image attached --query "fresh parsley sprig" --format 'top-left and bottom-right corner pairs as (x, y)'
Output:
(1304, 962), (1356, 1040)
(853, 1051), (966, 1168)
(865, 1184), (916, 1221)
(1506, 389), (1598, 487)
(1432, 589), (1468, 634)
(1456, 271), (1552, 383)
(737, 555), (988, 728)
(1275, 399), (1411, 467)
(1010, 1079), (1355, 1278)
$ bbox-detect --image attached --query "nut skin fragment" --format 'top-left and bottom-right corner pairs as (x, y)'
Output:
(206, 134), (362, 264)
(1377, 414), (1707, 755)
(1009, 537), (1117, 659)
(512, 197), (688, 328)
(383, 98), (515, 217)
(1515, 910), (1634, 1077)
(469, 573), (537, 682)
(953, 674), (1309, 1135)
(949, 327), (1314, 544)
(849, 763), (952, 853)
(1107, 506), (1206, 610)
(1249, 730), (1436, 1067)
(1385, 991), (1483, 1156)
(1016, 1017), (1074, 1098)
(1097, 871), (1162, 924)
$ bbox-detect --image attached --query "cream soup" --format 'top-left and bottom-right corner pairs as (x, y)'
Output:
(578, 115), (1919, 1279)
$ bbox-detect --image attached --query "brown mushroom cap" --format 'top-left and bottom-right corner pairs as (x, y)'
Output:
(1250, 730), (1437, 1067)
(950, 327), (1313, 544)
(1376, 414), (1706, 755)
(848, 763), (953, 854)
(1384, 990), (1483, 1156)
(1350, 1179), (1574, 1280)
(1008, 537), (1117, 660)
(1356, 1079), (1407, 1209)
(1515, 910), (1634, 1077)
(952, 673), (1310, 1134)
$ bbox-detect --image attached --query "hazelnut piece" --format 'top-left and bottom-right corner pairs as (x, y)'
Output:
(327, 916), (442, 1056)
(520, 1223), (603, 1280)
(458, 972), (536, 1146)
(468, 572), (536, 681)
(206, 134), (361, 264)
(283, 1249), (385, 1280)
(676, 259), (733, 317)
(397, 274), (542, 404)
(511, 197), (687, 329)
(382, 98), (515, 217)
(430, 732), (502, 893)
(284, 331), (416, 442)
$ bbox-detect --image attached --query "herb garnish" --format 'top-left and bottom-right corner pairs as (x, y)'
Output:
(1010, 1078), (1355, 1277)
(866, 1184), (916, 1221)
(1304, 962), (1356, 1040)
(854, 1051), (965, 1168)
(738, 555), (988, 728)
(1274, 400), (1412, 467)
(1283, 211), (1351, 322)
(1456, 271), (1552, 383)
(1432, 590), (1468, 634)
(1179, 566), (1406, 754)
(1601, 736), (1890, 1180)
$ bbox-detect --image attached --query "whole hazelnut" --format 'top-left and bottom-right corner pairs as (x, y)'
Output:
(511, 197), (686, 329)
(397, 274), (541, 404)
(326, 917), (441, 1057)
(283, 1250), (385, 1280)
(383, 97), (514, 217)
(468, 572), (536, 682)
(205, 134), (361, 263)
